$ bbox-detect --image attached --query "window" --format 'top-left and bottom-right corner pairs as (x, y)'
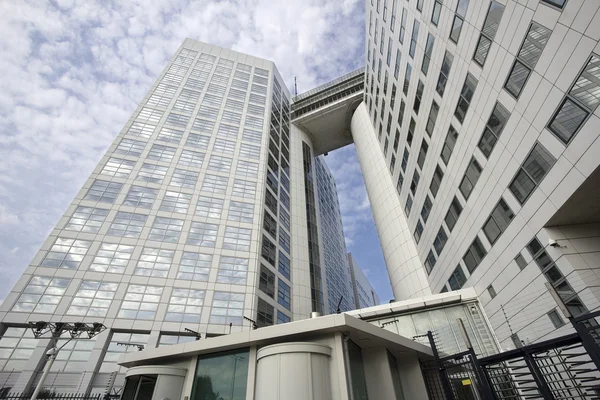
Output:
(450, 0), (469, 43)
(541, 0), (566, 8)
(445, 197), (463, 231)
(407, 118), (415, 146)
(178, 252), (212, 281)
(436, 51), (453, 97)
(170, 168), (199, 189)
(278, 279), (291, 310)
(149, 217), (184, 242)
(123, 186), (157, 209)
(85, 179), (123, 203)
(209, 292), (245, 325)
(455, 73), (478, 123)
(409, 20), (419, 58)
(217, 256), (249, 284)
(422, 34), (435, 75)
(192, 118), (215, 134)
(240, 143), (261, 160)
(401, 148), (409, 171)
(417, 139), (428, 169)
(202, 174), (229, 195)
(433, 226), (448, 255)
(459, 158), (483, 200)
(278, 251), (290, 279)
(65, 206), (108, 233)
(394, 49), (401, 79)
(147, 144), (176, 163)
(515, 253), (527, 270)
(548, 309), (564, 328)
(278, 311), (291, 324)
(505, 22), (552, 98)
(117, 284), (163, 320)
(257, 298), (274, 327)
(414, 221), (424, 243)
(165, 289), (205, 323)
(260, 265), (276, 298)
(548, 54), (600, 144)
(420, 196), (433, 223)
(224, 226), (251, 251)
(232, 179), (256, 199)
(67, 281), (118, 317)
(134, 248), (174, 277)
(424, 250), (437, 274)
(115, 138), (145, 157)
(90, 243), (134, 273)
(179, 149), (205, 168)
(426, 102), (439, 137)
(448, 266), (467, 290)
(12, 276), (70, 313)
(483, 198), (515, 244)
(137, 163), (168, 184)
(100, 333), (149, 373)
(237, 159), (259, 178)
(399, 8), (407, 43)
(440, 125), (458, 165)
(410, 170), (420, 194)
(473, 2), (505, 66)
(280, 207), (290, 231)
(195, 196), (224, 218)
(41, 238), (92, 269)
(405, 194), (413, 215)
(414, 80), (424, 113)
(159, 191), (191, 214)
(488, 285), (497, 299)
(158, 334), (197, 347)
(397, 173), (404, 193)
(432, 0), (442, 25)
(101, 157), (135, 178)
(0, 327), (38, 371)
(187, 222), (218, 247)
(430, 165), (444, 198)
(403, 63), (412, 95)
(463, 237), (487, 273)
(509, 142), (556, 204)
(478, 102), (510, 158)
(213, 138), (236, 154)
(229, 201), (254, 223)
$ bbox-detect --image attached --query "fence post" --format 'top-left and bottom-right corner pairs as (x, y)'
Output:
(522, 352), (554, 399)
(456, 319), (497, 400)
(571, 317), (600, 370)
(426, 330), (455, 400)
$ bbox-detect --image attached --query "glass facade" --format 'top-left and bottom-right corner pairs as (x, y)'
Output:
(190, 349), (249, 400)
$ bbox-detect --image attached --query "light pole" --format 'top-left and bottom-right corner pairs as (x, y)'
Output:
(228, 354), (244, 400)
(28, 321), (106, 400)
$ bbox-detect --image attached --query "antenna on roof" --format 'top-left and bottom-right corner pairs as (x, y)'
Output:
(294, 77), (298, 96)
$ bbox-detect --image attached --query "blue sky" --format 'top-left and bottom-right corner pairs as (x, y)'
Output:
(0, 0), (393, 303)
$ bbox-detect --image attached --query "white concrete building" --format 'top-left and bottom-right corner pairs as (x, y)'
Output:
(359, 0), (600, 352)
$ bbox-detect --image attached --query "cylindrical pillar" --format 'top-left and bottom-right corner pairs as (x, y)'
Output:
(255, 342), (332, 400)
(350, 102), (431, 300)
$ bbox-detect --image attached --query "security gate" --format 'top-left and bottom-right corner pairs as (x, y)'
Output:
(421, 310), (600, 400)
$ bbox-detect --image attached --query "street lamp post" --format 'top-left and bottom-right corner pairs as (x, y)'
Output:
(28, 322), (106, 400)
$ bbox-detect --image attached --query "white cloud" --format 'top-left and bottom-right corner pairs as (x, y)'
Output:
(0, 0), (366, 298)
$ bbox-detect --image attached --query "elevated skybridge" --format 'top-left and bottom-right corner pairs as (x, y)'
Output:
(292, 67), (365, 156)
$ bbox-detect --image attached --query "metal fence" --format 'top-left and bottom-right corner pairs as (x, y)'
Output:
(421, 310), (600, 400)
(0, 393), (102, 400)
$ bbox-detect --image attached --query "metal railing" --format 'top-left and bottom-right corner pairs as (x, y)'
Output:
(421, 310), (600, 400)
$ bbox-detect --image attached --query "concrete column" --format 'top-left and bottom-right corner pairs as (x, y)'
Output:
(350, 102), (431, 300)
(362, 347), (398, 400)
(255, 342), (332, 400)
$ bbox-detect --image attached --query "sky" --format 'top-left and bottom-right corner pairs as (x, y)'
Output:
(0, 0), (393, 303)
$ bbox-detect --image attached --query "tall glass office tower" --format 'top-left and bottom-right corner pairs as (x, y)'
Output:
(0, 40), (357, 394)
